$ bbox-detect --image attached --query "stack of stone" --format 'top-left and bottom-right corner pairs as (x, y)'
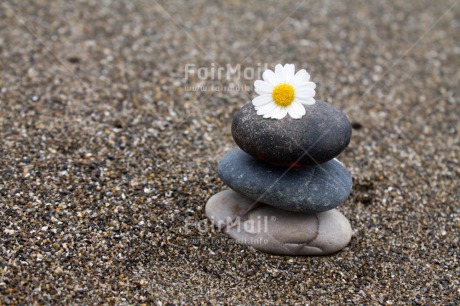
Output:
(206, 100), (353, 255)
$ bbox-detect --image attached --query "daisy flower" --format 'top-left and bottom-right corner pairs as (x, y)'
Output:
(252, 64), (316, 119)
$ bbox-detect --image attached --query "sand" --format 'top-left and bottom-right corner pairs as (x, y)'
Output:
(0, 0), (458, 304)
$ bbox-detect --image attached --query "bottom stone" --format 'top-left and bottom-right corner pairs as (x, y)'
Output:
(206, 190), (352, 256)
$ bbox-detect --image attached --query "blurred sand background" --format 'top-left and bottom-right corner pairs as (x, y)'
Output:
(0, 0), (459, 304)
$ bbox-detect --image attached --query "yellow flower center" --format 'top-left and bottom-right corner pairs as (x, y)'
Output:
(272, 83), (295, 107)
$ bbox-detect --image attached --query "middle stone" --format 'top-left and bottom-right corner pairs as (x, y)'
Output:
(218, 149), (352, 213)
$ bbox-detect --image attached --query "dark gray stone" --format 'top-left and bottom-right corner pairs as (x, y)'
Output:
(206, 189), (353, 256)
(232, 101), (352, 166)
(218, 149), (352, 213)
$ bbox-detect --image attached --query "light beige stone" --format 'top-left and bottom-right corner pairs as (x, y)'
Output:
(206, 190), (352, 256)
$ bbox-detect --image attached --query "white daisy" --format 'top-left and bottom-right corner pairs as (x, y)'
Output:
(252, 64), (316, 119)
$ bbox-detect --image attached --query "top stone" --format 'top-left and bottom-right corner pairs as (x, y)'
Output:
(232, 100), (352, 166)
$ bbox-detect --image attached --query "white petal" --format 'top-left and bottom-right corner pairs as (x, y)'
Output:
(252, 94), (273, 107)
(283, 64), (295, 83)
(254, 80), (274, 95)
(262, 108), (278, 118)
(288, 101), (306, 118)
(256, 102), (277, 115)
(264, 106), (282, 119)
(296, 94), (315, 101)
(294, 82), (316, 91)
(255, 101), (274, 111)
(293, 69), (310, 86)
(298, 97), (316, 105)
(275, 107), (288, 119)
(275, 64), (285, 83)
(287, 106), (301, 119)
(262, 70), (278, 86)
(296, 88), (316, 97)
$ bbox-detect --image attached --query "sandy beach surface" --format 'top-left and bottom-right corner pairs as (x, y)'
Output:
(0, 0), (459, 304)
